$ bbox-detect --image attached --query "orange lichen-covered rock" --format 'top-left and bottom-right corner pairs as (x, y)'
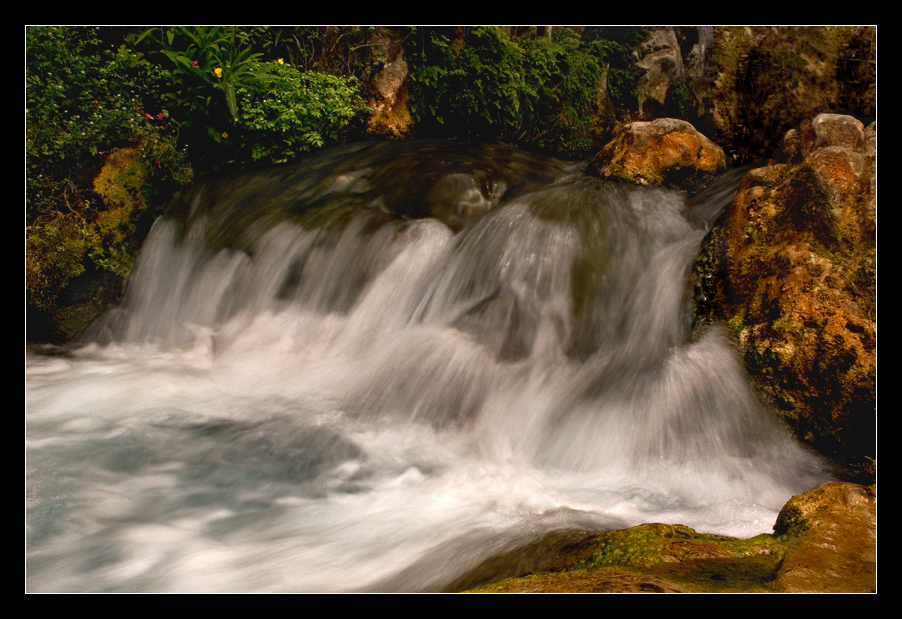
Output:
(696, 114), (875, 473)
(587, 118), (725, 195)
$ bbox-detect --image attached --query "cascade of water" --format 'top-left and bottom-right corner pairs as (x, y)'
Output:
(26, 142), (832, 592)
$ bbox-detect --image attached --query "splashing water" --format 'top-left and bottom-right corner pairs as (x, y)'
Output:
(26, 141), (830, 592)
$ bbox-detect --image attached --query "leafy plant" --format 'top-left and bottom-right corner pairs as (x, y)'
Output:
(132, 26), (275, 156)
(520, 30), (606, 155)
(236, 61), (369, 162)
(407, 27), (528, 139)
(241, 27), (390, 77)
(666, 76), (691, 119)
(406, 27), (640, 157)
(26, 26), (191, 317)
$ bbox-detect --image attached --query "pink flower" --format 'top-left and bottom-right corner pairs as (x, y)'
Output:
(155, 160), (161, 168)
(192, 60), (198, 67)
(144, 113), (154, 121)
(93, 100), (98, 105)
(156, 113), (164, 120)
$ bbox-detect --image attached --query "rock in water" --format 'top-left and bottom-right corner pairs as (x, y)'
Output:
(465, 482), (876, 592)
(587, 118), (726, 195)
(696, 114), (876, 474)
(772, 482), (876, 593)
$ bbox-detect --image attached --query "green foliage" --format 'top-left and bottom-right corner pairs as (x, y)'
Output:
(132, 26), (276, 156)
(131, 27), (371, 165)
(26, 26), (192, 312)
(236, 62), (369, 162)
(406, 27), (639, 158)
(522, 31), (607, 155)
(665, 76), (691, 119)
(241, 27), (390, 77)
(26, 28), (187, 209)
(407, 27), (531, 141)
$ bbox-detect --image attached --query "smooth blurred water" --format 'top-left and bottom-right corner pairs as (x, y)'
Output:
(26, 142), (831, 592)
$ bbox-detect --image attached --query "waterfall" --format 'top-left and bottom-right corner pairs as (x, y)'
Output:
(26, 141), (831, 592)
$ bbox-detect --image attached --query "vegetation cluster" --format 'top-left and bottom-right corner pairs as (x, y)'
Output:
(27, 26), (644, 341)
(26, 26), (372, 339)
(406, 26), (641, 158)
(26, 27), (192, 337)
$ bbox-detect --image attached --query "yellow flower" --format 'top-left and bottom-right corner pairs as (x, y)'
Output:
(277, 58), (284, 65)
(214, 67), (222, 78)
(221, 131), (228, 139)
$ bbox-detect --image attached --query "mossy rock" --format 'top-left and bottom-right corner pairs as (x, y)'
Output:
(461, 482), (875, 593)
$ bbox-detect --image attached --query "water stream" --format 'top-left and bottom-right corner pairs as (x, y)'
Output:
(26, 141), (831, 592)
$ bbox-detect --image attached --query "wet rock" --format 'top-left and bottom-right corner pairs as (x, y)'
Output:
(587, 118), (726, 194)
(772, 482), (876, 592)
(812, 113), (866, 151)
(465, 482), (876, 593)
(696, 114), (875, 474)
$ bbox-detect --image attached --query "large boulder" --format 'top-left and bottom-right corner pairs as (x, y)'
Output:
(587, 118), (726, 194)
(695, 114), (875, 474)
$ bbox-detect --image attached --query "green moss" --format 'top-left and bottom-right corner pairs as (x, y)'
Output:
(406, 27), (637, 158)
(468, 570), (590, 593)
(464, 526), (789, 593)
(726, 315), (748, 342)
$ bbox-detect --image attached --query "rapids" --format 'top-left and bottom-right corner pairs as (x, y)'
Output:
(26, 141), (832, 592)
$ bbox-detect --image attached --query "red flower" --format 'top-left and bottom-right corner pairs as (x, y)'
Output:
(144, 113), (154, 121)
(156, 113), (164, 120)
(155, 160), (161, 168)
(93, 100), (98, 105)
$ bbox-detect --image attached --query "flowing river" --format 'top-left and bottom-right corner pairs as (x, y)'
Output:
(26, 141), (832, 592)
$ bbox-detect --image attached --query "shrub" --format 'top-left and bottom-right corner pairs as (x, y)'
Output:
(26, 26), (191, 315)
(406, 27), (640, 158)
(132, 26), (276, 162)
(408, 27), (527, 137)
(236, 62), (370, 162)
(132, 28), (369, 165)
